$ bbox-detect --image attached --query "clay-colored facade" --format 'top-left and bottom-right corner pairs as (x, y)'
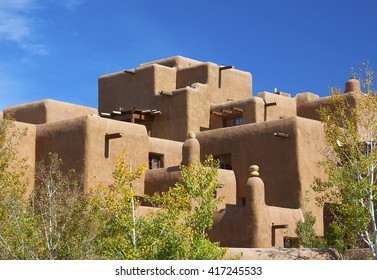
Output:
(2, 56), (359, 249)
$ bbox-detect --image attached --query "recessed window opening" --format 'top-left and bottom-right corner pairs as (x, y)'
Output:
(149, 153), (164, 169)
(223, 116), (243, 127)
(214, 153), (232, 170)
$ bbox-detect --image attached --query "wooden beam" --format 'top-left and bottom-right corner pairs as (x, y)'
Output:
(211, 111), (223, 116)
(232, 107), (243, 112)
(123, 69), (135, 74)
(158, 90), (173, 96)
(222, 110), (233, 115)
(105, 132), (123, 140)
(100, 112), (111, 117)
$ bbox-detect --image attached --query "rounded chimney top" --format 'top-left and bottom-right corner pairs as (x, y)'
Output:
(345, 78), (361, 93)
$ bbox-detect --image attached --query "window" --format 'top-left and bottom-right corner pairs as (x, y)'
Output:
(149, 153), (164, 169)
(215, 153), (232, 170)
(223, 116), (243, 127)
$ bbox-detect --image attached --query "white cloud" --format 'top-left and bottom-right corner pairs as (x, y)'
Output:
(0, 0), (34, 10)
(48, 0), (90, 10)
(0, 0), (49, 55)
(61, 0), (87, 9)
(0, 0), (89, 55)
(0, 11), (31, 42)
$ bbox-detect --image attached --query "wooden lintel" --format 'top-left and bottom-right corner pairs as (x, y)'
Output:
(265, 102), (278, 107)
(100, 112), (111, 117)
(105, 132), (123, 140)
(232, 107), (243, 113)
(222, 110), (233, 115)
(123, 69), (135, 74)
(158, 90), (173, 96)
(211, 111), (223, 116)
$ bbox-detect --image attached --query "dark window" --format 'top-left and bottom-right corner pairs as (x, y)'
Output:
(215, 153), (232, 170)
(149, 153), (164, 169)
(234, 117), (243, 126)
(223, 116), (243, 127)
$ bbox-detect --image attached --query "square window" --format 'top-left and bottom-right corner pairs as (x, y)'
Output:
(149, 153), (164, 169)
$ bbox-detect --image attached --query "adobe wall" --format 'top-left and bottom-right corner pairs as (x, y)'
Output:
(295, 117), (327, 235)
(144, 135), (236, 209)
(36, 116), (88, 189)
(98, 56), (252, 142)
(139, 55), (202, 69)
(4, 99), (98, 125)
(216, 169), (237, 208)
(210, 97), (265, 129)
(197, 117), (302, 207)
(210, 167), (304, 248)
(84, 116), (150, 194)
(148, 137), (183, 167)
(153, 85), (210, 141)
(210, 92), (298, 130)
(176, 62), (252, 103)
(36, 116), (150, 193)
(256, 92), (297, 121)
(297, 92), (359, 121)
(98, 63), (177, 113)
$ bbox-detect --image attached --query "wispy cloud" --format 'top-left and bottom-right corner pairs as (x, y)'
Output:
(0, 0), (89, 55)
(48, 0), (91, 10)
(61, 0), (88, 9)
(0, 0), (49, 55)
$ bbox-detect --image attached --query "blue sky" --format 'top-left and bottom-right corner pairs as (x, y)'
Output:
(1, 0), (377, 111)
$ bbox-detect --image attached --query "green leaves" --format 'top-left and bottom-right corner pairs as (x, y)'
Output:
(0, 121), (225, 259)
(313, 62), (377, 259)
(92, 154), (226, 260)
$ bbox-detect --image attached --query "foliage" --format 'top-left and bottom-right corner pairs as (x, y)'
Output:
(91, 153), (148, 259)
(0, 116), (36, 259)
(313, 62), (377, 259)
(0, 120), (226, 259)
(0, 118), (96, 259)
(92, 153), (226, 260)
(145, 155), (226, 260)
(295, 211), (327, 248)
(32, 152), (95, 259)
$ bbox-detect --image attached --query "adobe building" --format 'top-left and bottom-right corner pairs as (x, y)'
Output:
(1, 56), (361, 250)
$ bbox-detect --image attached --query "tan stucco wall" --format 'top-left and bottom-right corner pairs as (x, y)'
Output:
(98, 64), (177, 113)
(98, 56), (252, 142)
(36, 116), (88, 189)
(139, 56), (202, 69)
(197, 117), (303, 207)
(148, 137), (183, 167)
(210, 97), (265, 129)
(297, 92), (359, 121)
(295, 117), (327, 235)
(144, 167), (181, 196)
(4, 99), (98, 125)
(256, 92), (297, 121)
(36, 115), (150, 193)
(211, 171), (304, 248)
(216, 169), (237, 208)
(84, 116), (150, 194)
